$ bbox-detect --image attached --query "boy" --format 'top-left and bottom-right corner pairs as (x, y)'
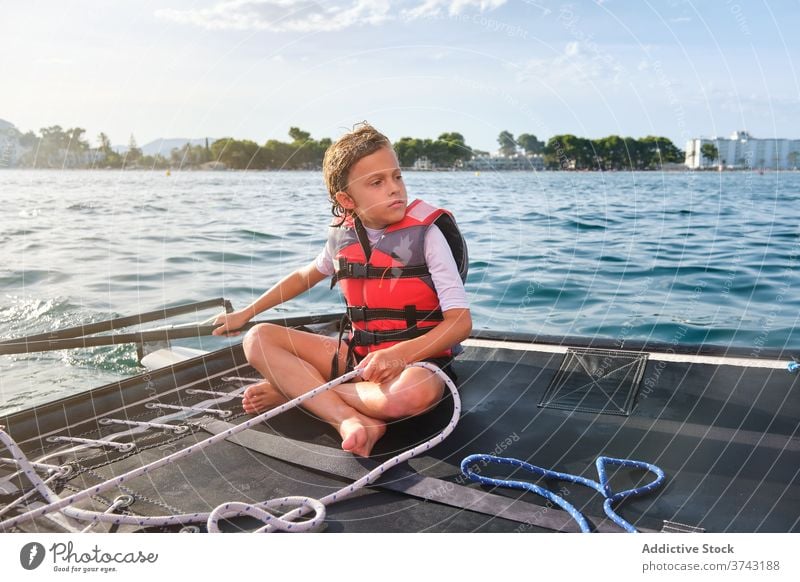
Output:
(212, 123), (471, 457)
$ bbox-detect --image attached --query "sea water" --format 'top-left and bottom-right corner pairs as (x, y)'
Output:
(1, 169), (798, 413)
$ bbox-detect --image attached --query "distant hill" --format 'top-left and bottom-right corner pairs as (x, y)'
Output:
(113, 137), (217, 156)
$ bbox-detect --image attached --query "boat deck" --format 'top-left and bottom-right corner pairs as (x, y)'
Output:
(1, 331), (798, 533)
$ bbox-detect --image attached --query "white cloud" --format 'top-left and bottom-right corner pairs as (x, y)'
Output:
(156, 0), (391, 32)
(401, 0), (506, 19)
(515, 40), (627, 87)
(156, 0), (506, 32)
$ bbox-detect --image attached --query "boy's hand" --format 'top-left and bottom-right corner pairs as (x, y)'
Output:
(357, 347), (407, 384)
(211, 310), (251, 337)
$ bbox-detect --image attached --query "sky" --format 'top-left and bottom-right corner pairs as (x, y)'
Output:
(2, 0), (799, 152)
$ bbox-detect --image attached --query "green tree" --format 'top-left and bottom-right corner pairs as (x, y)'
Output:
(19, 131), (38, 148)
(425, 139), (451, 167)
(438, 132), (473, 163)
(97, 132), (112, 155)
(260, 139), (295, 169)
(67, 128), (89, 151)
(288, 127), (311, 143)
(626, 137), (650, 170)
(544, 134), (594, 170)
(638, 136), (683, 169)
(700, 143), (719, 167)
(36, 125), (68, 167)
(498, 130), (517, 157)
(211, 138), (260, 170)
(139, 154), (170, 169)
(395, 137), (424, 167)
(40, 125), (69, 150)
(126, 134), (143, 165)
(517, 133), (542, 155)
(25, 125), (89, 167)
(171, 142), (212, 168)
(593, 135), (627, 170)
(279, 127), (328, 169)
(94, 132), (122, 168)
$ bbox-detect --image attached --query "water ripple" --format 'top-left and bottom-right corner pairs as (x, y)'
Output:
(1, 169), (798, 410)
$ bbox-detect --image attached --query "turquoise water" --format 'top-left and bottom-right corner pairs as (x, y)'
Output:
(1, 169), (798, 413)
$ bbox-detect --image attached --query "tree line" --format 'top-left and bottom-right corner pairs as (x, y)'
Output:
(11, 126), (332, 170)
(9, 125), (684, 171)
(540, 134), (684, 170)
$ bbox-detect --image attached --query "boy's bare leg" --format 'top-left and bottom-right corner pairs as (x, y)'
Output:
(332, 368), (445, 421)
(244, 325), (385, 457)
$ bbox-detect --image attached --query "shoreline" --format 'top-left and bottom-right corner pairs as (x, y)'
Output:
(2, 167), (797, 173)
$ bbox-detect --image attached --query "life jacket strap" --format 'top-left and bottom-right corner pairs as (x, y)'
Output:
(352, 326), (433, 346)
(330, 314), (357, 381)
(332, 258), (431, 286)
(346, 305), (443, 324)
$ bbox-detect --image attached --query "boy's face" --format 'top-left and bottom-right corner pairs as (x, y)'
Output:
(335, 146), (407, 229)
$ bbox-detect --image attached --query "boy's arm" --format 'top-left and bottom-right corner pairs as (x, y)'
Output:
(358, 308), (472, 383)
(212, 261), (328, 335)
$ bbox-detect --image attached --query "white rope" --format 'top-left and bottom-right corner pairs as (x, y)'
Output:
(185, 388), (244, 399)
(144, 402), (233, 418)
(0, 362), (460, 533)
(99, 418), (189, 434)
(46, 436), (135, 452)
(81, 495), (134, 532)
(0, 467), (70, 518)
(0, 457), (62, 472)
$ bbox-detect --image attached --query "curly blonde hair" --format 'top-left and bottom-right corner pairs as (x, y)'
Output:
(323, 122), (392, 222)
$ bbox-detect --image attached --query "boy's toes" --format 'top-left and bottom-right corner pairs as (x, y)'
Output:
(240, 381), (287, 414)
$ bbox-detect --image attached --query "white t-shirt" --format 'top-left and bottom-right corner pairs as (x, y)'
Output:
(315, 224), (469, 312)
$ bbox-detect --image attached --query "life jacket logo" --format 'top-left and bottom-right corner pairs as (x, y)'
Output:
(389, 235), (414, 291)
(20, 542), (46, 570)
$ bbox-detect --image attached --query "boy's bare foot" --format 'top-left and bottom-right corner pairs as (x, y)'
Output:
(242, 380), (288, 414)
(339, 416), (386, 457)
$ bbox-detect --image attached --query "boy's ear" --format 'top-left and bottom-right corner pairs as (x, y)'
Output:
(335, 191), (355, 210)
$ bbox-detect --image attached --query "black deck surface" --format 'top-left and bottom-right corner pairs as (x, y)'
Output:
(2, 340), (798, 533)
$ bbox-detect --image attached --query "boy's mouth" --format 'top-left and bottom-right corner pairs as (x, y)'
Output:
(388, 200), (406, 209)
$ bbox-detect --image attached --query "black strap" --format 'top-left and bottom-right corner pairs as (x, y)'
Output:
(353, 216), (372, 262)
(347, 305), (443, 323)
(330, 314), (357, 381)
(352, 326), (433, 346)
(199, 420), (650, 533)
(331, 259), (430, 286)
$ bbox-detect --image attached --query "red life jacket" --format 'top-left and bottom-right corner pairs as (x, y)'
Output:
(329, 199), (468, 359)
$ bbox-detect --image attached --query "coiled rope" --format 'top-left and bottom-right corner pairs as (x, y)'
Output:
(461, 454), (665, 533)
(0, 362), (459, 533)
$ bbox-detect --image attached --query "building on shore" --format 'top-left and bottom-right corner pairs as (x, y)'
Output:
(0, 119), (25, 168)
(461, 153), (544, 171)
(412, 156), (434, 170)
(685, 131), (800, 170)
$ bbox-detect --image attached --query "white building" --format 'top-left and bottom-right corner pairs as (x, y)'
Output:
(0, 118), (23, 168)
(463, 154), (544, 171)
(685, 131), (800, 169)
(412, 155), (433, 170)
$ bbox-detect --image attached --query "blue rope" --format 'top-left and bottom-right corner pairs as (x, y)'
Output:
(788, 361), (799, 373)
(460, 454), (665, 533)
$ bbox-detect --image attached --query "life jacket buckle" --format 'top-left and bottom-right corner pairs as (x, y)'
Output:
(352, 329), (379, 346)
(348, 306), (368, 322)
(349, 263), (368, 278)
